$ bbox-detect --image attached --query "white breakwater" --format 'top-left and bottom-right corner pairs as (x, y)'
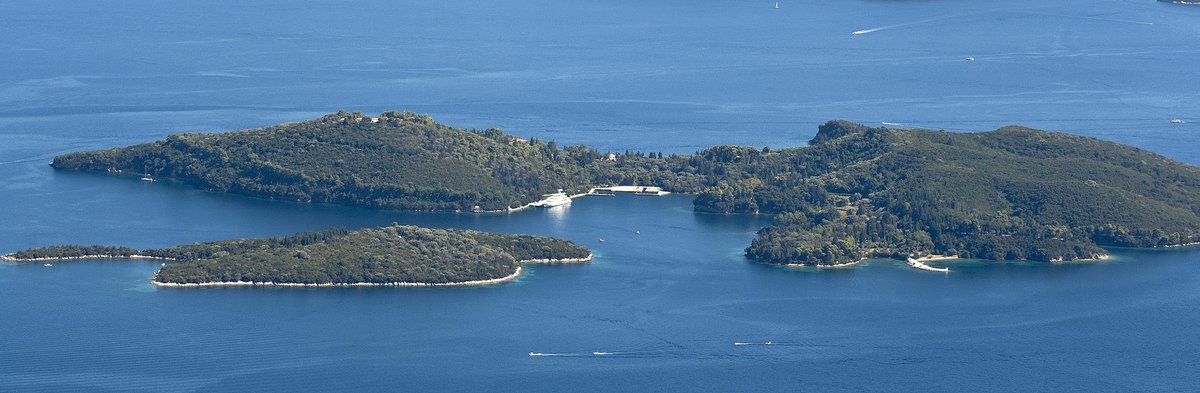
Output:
(907, 258), (950, 273)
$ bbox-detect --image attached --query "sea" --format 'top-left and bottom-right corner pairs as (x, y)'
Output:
(1, 0), (1198, 391)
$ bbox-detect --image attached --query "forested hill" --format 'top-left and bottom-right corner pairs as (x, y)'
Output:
(705, 121), (1200, 265)
(52, 111), (604, 211)
(50, 112), (1200, 265)
(47, 110), (781, 211)
(5, 225), (591, 285)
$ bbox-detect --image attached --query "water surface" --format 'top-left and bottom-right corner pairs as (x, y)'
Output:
(2, 0), (1199, 391)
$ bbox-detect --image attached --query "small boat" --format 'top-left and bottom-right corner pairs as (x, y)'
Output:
(592, 352), (611, 356)
(528, 352), (543, 357)
(536, 189), (571, 208)
(774, 2), (779, 9)
(636, 231), (640, 235)
(965, 56), (975, 61)
(1171, 118), (1184, 124)
(140, 177), (155, 182)
(43, 263), (53, 267)
(599, 238), (605, 243)
(734, 342), (751, 346)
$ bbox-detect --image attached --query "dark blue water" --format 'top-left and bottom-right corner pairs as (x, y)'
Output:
(2, 0), (1199, 391)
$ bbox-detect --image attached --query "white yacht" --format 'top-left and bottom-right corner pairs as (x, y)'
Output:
(536, 189), (571, 208)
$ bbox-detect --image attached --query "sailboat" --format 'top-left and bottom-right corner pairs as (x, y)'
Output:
(140, 163), (155, 182)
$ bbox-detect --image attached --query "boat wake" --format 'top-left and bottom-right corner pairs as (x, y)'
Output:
(528, 350), (674, 358)
(852, 15), (959, 35)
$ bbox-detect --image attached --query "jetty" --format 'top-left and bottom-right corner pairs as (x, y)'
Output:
(906, 258), (950, 273)
(477, 185), (670, 213)
(588, 186), (669, 196)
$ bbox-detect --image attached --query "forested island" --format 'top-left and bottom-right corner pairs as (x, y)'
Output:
(3, 225), (591, 286)
(51, 112), (1200, 267)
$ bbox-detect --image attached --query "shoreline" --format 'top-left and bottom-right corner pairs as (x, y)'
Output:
(1160, 241), (1200, 249)
(0, 254), (176, 263)
(1053, 254), (1111, 263)
(151, 253), (593, 288)
(782, 257), (866, 269)
(915, 255), (959, 262)
(519, 253), (593, 264)
(152, 266), (525, 288)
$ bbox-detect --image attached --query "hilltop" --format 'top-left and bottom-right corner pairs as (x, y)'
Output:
(704, 121), (1200, 265)
(52, 111), (603, 211)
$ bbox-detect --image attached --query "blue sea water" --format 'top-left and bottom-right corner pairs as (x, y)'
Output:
(1, 0), (1199, 391)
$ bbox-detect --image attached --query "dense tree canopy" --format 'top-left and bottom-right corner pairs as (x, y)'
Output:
(50, 113), (1200, 266)
(7, 226), (591, 285)
(709, 121), (1200, 265)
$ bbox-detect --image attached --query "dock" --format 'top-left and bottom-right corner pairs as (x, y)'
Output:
(588, 186), (670, 196)
(906, 258), (950, 273)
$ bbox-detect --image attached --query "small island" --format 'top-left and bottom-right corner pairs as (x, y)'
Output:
(49, 112), (1200, 268)
(2, 225), (591, 287)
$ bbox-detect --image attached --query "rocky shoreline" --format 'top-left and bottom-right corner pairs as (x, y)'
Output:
(149, 253), (593, 288)
(519, 253), (593, 264)
(152, 266), (526, 287)
(0, 254), (176, 262)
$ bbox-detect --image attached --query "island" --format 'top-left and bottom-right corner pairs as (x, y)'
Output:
(2, 225), (591, 286)
(50, 112), (1200, 267)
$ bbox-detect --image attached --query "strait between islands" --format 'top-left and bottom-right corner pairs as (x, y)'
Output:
(7, 111), (1200, 284)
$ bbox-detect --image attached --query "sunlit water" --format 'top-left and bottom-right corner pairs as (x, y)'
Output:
(2, 0), (1199, 391)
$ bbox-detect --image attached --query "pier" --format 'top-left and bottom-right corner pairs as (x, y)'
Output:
(588, 186), (670, 196)
(906, 258), (950, 273)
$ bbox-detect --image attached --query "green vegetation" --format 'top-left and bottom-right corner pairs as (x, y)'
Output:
(704, 121), (1200, 265)
(6, 226), (590, 285)
(6, 245), (142, 260)
(53, 111), (600, 211)
(51, 112), (1200, 266)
